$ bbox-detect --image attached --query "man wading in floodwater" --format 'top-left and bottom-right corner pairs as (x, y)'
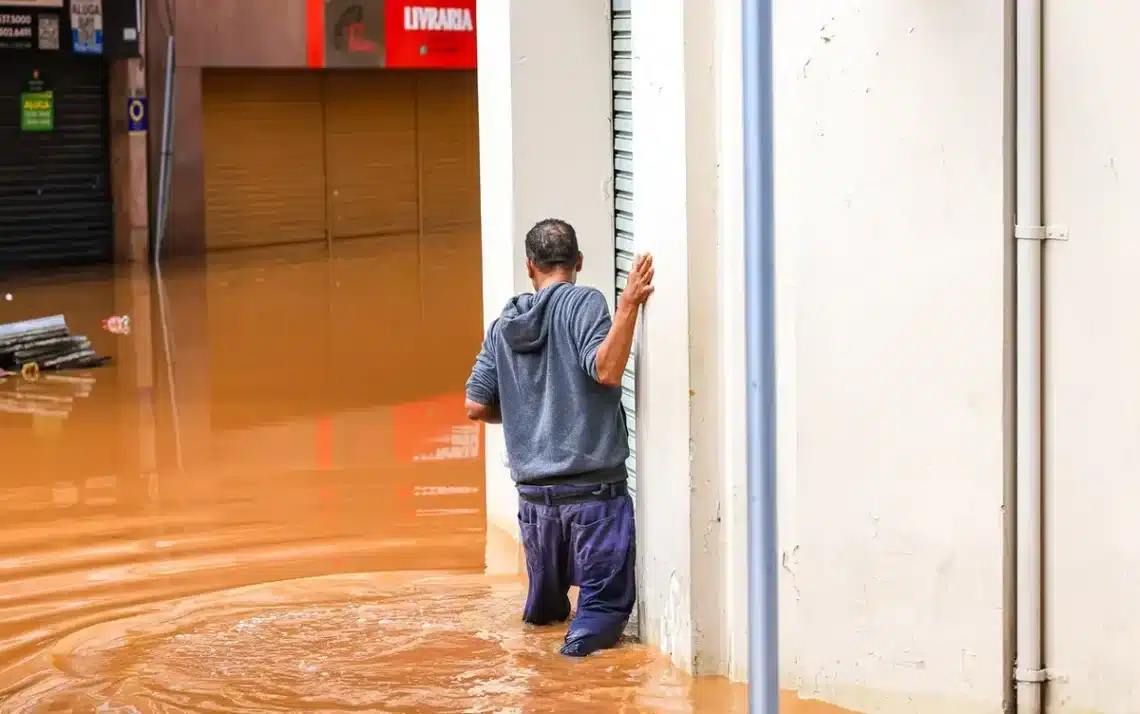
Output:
(464, 218), (654, 657)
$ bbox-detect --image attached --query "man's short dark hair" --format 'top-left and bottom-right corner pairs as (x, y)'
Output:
(525, 218), (579, 271)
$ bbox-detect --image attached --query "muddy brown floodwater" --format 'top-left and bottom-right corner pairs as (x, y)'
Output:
(0, 236), (849, 713)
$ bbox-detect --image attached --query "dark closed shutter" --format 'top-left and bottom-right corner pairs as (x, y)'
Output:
(0, 52), (113, 269)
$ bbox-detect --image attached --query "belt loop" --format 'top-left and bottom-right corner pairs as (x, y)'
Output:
(544, 489), (553, 506)
(607, 484), (616, 499)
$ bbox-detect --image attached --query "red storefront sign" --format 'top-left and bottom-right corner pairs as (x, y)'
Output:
(385, 1), (476, 69)
(307, 0), (476, 69)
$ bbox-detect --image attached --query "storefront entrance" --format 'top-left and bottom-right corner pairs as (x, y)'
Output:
(0, 51), (113, 269)
(200, 68), (479, 251)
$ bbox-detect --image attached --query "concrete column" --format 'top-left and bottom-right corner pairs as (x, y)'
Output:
(110, 51), (149, 260)
(629, 0), (732, 674)
(475, 0), (616, 568)
(712, 0), (751, 681)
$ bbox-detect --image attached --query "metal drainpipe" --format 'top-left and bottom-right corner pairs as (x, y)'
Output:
(1013, 0), (1046, 711)
(741, 0), (779, 711)
(1001, 0), (1018, 710)
(154, 35), (176, 265)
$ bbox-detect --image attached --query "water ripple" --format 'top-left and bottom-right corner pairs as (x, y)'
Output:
(1, 573), (710, 713)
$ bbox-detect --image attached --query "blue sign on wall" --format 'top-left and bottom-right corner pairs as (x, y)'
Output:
(127, 96), (147, 134)
(70, 0), (103, 55)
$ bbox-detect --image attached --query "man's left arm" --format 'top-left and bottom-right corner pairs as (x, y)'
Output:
(465, 323), (502, 424)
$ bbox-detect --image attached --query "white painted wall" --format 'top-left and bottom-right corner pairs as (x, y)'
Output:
(713, 0), (752, 683)
(628, 0), (695, 669)
(482, 1), (1140, 711)
(1043, 4), (1140, 714)
(773, 2), (1006, 713)
(474, 0), (616, 564)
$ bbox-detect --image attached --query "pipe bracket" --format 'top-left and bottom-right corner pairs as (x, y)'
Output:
(1014, 667), (1056, 683)
(1015, 224), (1069, 241)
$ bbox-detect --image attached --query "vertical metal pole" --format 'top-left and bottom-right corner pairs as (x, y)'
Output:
(161, 75), (176, 240)
(1000, 0), (1019, 711)
(153, 35), (175, 265)
(742, 0), (778, 712)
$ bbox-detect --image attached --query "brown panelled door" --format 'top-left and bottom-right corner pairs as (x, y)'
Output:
(202, 71), (327, 250)
(417, 70), (481, 236)
(201, 68), (480, 251)
(323, 70), (418, 240)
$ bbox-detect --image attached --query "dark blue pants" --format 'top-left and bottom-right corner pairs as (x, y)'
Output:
(517, 483), (636, 657)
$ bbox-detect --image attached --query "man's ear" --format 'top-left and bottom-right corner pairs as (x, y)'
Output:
(575, 252), (584, 272)
(526, 258), (536, 281)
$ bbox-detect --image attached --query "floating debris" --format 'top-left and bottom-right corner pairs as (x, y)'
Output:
(101, 315), (131, 336)
(0, 315), (111, 377)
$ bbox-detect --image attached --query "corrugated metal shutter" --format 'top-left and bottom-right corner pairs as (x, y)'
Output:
(416, 70), (481, 236)
(325, 70), (418, 240)
(202, 70), (327, 250)
(612, 0), (636, 499)
(0, 53), (113, 268)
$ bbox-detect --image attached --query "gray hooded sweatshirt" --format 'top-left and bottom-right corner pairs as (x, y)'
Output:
(465, 282), (630, 486)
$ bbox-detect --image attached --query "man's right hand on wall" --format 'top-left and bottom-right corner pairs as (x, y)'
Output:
(619, 253), (655, 310)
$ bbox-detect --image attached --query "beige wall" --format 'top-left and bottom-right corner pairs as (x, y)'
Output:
(177, 0), (308, 68)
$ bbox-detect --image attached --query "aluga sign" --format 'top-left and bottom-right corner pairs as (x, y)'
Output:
(402, 6), (473, 32)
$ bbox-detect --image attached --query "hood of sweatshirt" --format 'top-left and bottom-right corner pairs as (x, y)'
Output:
(497, 282), (571, 353)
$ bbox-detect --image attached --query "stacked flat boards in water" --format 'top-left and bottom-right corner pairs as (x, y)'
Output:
(0, 315), (110, 376)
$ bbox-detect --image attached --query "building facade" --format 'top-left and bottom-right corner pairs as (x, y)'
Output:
(0, 0), (144, 269)
(0, 1), (479, 265)
(479, 2), (1140, 714)
(7, 1), (1140, 712)
(146, 0), (480, 257)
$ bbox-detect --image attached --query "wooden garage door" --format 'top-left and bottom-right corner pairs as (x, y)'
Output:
(202, 71), (326, 250)
(324, 71), (419, 240)
(416, 70), (480, 235)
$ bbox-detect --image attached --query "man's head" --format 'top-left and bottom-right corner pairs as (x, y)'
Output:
(525, 218), (583, 290)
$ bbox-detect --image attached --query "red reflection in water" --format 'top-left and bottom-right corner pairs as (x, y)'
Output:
(393, 392), (482, 464)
